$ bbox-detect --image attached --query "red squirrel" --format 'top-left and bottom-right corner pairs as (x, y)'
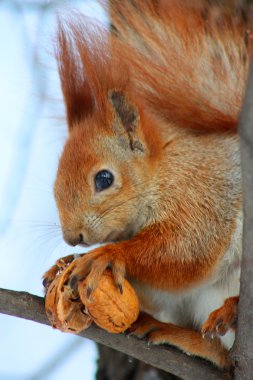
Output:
(43, 0), (252, 369)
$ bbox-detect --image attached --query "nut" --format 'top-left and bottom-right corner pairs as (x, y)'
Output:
(78, 271), (139, 333)
(45, 260), (92, 334)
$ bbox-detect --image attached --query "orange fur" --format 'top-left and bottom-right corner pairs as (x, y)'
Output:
(129, 312), (230, 369)
(44, 1), (250, 369)
(57, 131), (241, 293)
(107, 0), (253, 130)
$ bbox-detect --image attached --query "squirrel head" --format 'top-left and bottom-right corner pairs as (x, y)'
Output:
(54, 18), (163, 247)
(54, 90), (162, 246)
(54, 18), (163, 246)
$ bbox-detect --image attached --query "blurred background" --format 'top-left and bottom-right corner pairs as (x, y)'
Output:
(0, 1), (107, 378)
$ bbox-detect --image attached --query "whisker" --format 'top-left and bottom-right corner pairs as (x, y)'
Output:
(10, 219), (62, 228)
(27, 230), (63, 252)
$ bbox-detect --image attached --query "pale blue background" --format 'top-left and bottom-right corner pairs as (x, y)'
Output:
(0, 1), (108, 378)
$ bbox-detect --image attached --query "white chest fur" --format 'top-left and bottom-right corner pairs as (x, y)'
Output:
(131, 212), (242, 349)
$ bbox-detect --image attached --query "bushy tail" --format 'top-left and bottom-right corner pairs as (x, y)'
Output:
(107, 0), (252, 131)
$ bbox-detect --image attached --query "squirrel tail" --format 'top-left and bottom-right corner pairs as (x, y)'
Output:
(107, 0), (253, 131)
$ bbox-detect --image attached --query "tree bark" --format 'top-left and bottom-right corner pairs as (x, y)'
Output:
(96, 345), (179, 380)
(0, 288), (229, 380)
(229, 65), (253, 379)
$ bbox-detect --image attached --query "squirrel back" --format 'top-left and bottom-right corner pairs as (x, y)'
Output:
(107, 0), (253, 131)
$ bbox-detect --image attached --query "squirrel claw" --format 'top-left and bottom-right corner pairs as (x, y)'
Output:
(86, 286), (92, 300)
(118, 283), (124, 294)
(201, 297), (239, 340)
(42, 277), (52, 290)
(69, 275), (79, 293)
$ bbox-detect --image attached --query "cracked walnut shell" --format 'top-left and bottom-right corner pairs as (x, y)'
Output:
(45, 260), (92, 334)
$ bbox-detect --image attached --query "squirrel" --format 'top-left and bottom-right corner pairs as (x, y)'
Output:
(43, 0), (252, 369)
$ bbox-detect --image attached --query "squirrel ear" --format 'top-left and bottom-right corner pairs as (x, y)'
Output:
(109, 90), (144, 152)
(57, 22), (94, 130)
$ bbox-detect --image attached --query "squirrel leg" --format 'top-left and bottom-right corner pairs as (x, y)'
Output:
(128, 312), (165, 338)
(130, 312), (231, 369)
(201, 296), (239, 339)
(66, 221), (224, 297)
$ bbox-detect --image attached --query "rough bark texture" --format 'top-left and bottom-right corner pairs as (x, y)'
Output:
(229, 65), (253, 379)
(96, 345), (179, 380)
(0, 288), (230, 380)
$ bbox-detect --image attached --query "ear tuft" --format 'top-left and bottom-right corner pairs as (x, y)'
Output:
(57, 21), (94, 129)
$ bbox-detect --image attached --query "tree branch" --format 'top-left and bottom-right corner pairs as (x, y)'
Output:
(229, 64), (253, 378)
(0, 288), (230, 380)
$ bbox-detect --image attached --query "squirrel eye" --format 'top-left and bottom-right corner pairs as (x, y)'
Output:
(95, 170), (114, 192)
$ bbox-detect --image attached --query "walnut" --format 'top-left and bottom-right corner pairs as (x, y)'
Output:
(44, 259), (139, 335)
(78, 271), (139, 333)
(45, 260), (92, 334)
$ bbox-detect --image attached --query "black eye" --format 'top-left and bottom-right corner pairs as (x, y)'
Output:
(95, 170), (114, 192)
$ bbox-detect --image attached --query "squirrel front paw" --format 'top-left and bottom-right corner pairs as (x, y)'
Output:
(201, 296), (239, 340)
(69, 246), (126, 298)
(43, 252), (138, 334)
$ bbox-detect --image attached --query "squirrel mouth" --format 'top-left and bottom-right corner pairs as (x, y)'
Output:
(104, 231), (119, 243)
(79, 242), (90, 247)
(105, 229), (135, 243)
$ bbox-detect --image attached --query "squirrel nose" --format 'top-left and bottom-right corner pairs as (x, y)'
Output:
(63, 232), (89, 247)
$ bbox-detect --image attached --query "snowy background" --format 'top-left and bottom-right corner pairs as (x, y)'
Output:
(0, 0), (107, 378)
